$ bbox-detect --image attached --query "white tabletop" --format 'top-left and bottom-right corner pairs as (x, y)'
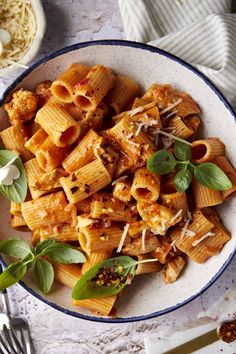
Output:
(0, 1), (236, 353)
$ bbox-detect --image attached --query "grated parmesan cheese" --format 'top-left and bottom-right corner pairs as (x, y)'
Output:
(170, 239), (177, 251)
(160, 99), (182, 115)
(179, 219), (191, 243)
(117, 223), (130, 253)
(127, 102), (155, 117)
(192, 231), (215, 247)
(141, 229), (146, 251)
(135, 120), (158, 136)
(137, 258), (158, 265)
(187, 210), (192, 220)
(125, 132), (134, 139)
(128, 106), (145, 117)
(161, 221), (166, 232)
(128, 140), (140, 147)
(170, 209), (183, 224)
(185, 230), (196, 237)
(135, 122), (144, 136)
(165, 109), (178, 119)
(0, 0), (37, 69)
(154, 128), (192, 146)
(111, 175), (128, 186)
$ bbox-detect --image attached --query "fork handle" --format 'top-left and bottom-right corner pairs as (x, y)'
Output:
(0, 262), (11, 315)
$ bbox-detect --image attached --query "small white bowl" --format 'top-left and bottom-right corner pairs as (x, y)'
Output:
(0, 0), (46, 77)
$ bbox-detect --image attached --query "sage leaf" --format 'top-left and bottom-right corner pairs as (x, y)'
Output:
(0, 150), (27, 203)
(72, 256), (137, 300)
(0, 239), (31, 259)
(147, 149), (177, 175)
(194, 162), (232, 191)
(174, 141), (192, 161)
(174, 168), (192, 192)
(45, 244), (86, 264)
(0, 261), (27, 291)
(33, 258), (54, 294)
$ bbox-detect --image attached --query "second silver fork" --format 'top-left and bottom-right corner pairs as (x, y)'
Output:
(0, 263), (34, 354)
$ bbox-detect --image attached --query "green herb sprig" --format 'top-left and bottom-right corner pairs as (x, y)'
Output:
(0, 150), (27, 203)
(72, 256), (157, 300)
(0, 239), (86, 294)
(147, 141), (232, 192)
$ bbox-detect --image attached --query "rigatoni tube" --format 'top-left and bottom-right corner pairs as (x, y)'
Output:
(191, 138), (225, 164)
(60, 159), (112, 204)
(25, 128), (48, 155)
(51, 63), (90, 103)
(35, 102), (81, 147)
(62, 129), (99, 173)
(0, 125), (33, 161)
(36, 136), (68, 171)
(105, 75), (140, 114)
(131, 167), (161, 202)
(74, 64), (115, 111)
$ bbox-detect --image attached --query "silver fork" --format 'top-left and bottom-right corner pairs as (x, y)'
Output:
(0, 263), (34, 354)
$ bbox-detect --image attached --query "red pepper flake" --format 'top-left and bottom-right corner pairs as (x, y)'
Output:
(71, 186), (79, 194)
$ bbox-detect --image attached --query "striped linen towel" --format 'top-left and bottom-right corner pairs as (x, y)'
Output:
(118, 0), (236, 108)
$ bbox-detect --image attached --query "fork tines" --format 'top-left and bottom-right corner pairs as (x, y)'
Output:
(0, 323), (25, 354)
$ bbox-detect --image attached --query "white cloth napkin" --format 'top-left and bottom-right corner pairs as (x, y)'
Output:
(118, 0), (236, 108)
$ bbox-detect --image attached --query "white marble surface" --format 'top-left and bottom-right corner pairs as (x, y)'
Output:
(0, 1), (236, 353)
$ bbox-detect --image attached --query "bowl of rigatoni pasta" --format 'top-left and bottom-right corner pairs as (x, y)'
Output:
(0, 40), (235, 323)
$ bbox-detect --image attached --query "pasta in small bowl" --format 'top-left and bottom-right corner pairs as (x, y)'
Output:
(0, 40), (235, 323)
(0, 0), (46, 76)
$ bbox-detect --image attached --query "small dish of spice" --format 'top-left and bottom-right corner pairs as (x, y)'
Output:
(0, 0), (46, 76)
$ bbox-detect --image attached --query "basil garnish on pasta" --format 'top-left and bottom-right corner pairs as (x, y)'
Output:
(72, 256), (158, 300)
(0, 239), (86, 294)
(147, 141), (232, 192)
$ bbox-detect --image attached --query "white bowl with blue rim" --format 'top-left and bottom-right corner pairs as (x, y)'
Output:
(0, 40), (235, 323)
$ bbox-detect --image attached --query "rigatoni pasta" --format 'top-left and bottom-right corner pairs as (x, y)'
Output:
(62, 129), (99, 173)
(51, 63), (90, 103)
(191, 138), (225, 164)
(59, 159), (111, 204)
(21, 191), (76, 230)
(105, 75), (140, 114)
(1, 61), (235, 318)
(131, 167), (161, 202)
(35, 102), (81, 147)
(24, 128), (48, 155)
(0, 125), (33, 161)
(36, 136), (68, 171)
(73, 64), (115, 111)
(192, 177), (223, 208)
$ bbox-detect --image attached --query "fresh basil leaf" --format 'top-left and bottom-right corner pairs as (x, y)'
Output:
(194, 162), (232, 191)
(45, 244), (86, 264)
(35, 239), (56, 256)
(174, 141), (192, 161)
(33, 258), (54, 294)
(0, 261), (27, 291)
(72, 256), (137, 300)
(147, 149), (177, 175)
(174, 168), (192, 192)
(0, 150), (27, 203)
(0, 239), (31, 259)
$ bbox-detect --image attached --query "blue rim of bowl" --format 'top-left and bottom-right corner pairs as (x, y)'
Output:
(0, 39), (235, 324)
